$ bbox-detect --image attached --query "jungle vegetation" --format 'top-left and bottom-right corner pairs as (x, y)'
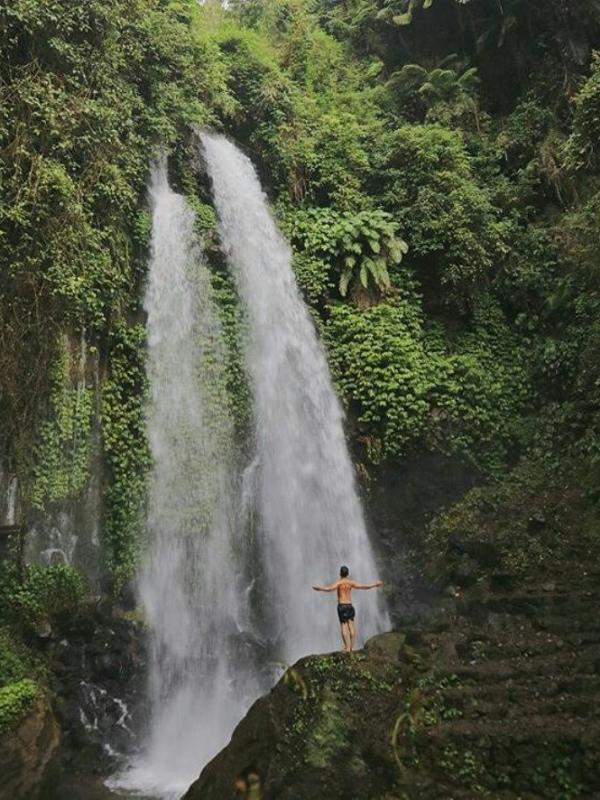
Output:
(1, 0), (600, 729)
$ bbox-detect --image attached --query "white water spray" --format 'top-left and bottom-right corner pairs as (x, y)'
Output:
(202, 133), (389, 662)
(109, 159), (261, 799)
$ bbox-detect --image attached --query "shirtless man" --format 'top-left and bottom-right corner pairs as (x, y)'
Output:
(312, 565), (384, 653)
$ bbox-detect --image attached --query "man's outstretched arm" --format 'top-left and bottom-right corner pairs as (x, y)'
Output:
(351, 580), (384, 590)
(312, 581), (339, 592)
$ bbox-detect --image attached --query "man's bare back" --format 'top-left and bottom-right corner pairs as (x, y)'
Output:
(332, 578), (379, 604)
(312, 566), (384, 653)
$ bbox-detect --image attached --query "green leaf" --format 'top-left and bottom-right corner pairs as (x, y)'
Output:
(392, 12), (413, 25)
(339, 269), (352, 297)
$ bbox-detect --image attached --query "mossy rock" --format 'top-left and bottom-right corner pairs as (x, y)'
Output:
(185, 645), (405, 800)
(0, 693), (60, 800)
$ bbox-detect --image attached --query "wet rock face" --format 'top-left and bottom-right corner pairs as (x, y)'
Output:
(47, 605), (147, 774)
(0, 694), (60, 800)
(367, 452), (478, 625)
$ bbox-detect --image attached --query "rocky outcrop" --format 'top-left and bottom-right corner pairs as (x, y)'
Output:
(0, 694), (60, 800)
(187, 572), (600, 800)
(185, 636), (408, 800)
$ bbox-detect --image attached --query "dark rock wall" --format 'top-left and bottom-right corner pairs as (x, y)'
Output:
(367, 452), (478, 624)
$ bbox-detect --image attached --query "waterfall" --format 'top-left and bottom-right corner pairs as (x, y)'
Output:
(111, 141), (388, 799)
(108, 159), (262, 799)
(202, 133), (389, 663)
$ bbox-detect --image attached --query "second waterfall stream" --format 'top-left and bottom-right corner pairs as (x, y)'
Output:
(202, 132), (389, 661)
(112, 135), (388, 799)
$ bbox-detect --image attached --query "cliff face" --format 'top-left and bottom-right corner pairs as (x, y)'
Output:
(186, 635), (408, 800)
(0, 694), (60, 800)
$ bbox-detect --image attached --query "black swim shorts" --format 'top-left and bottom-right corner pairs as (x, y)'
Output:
(337, 603), (355, 623)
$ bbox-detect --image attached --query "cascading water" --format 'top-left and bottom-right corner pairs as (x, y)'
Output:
(111, 141), (388, 799)
(109, 159), (262, 799)
(202, 133), (389, 663)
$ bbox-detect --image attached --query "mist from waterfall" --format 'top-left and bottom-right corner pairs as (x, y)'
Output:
(108, 159), (262, 799)
(202, 132), (389, 663)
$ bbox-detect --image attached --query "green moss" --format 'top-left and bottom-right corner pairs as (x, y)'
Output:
(305, 687), (351, 768)
(425, 456), (598, 585)
(0, 628), (29, 687)
(0, 563), (85, 634)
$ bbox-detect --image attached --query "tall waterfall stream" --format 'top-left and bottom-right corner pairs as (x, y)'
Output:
(109, 138), (388, 799)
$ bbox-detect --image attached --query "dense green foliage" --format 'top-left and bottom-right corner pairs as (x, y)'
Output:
(0, 563), (83, 729)
(1, 0), (600, 594)
(101, 324), (151, 588)
(0, 567), (83, 733)
(0, 628), (30, 687)
(31, 338), (94, 510)
(0, 562), (85, 633)
(287, 207), (408, 302)
(0, 679), (39, 734)
(191, 0), (598, 483)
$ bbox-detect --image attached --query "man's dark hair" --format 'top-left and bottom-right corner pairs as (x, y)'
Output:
(340, 565), (349, 578)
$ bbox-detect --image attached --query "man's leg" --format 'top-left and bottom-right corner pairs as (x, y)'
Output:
(348, 620), (356, 652)
(340, 622), (350, 652)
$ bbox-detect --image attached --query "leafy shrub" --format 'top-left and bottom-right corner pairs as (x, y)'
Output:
(0, 628), (28, 687)
(208, 12), (381, 208)
(0, 563), (85, 633)
(0, 625), (39, 733)
(0, 680), (39, 733)
(287, 206), (407, 301)
(566, 52), (600, 171)
(496, 98), (554, 173)
(375, 125), (506, 307)
(383, 62), (482, 130)
(326, 294), (529, 472)
(326, 296), (435, 462)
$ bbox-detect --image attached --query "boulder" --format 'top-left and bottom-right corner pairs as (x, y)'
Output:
(185, 645), (407, 800)
(0, 694), (60, 800)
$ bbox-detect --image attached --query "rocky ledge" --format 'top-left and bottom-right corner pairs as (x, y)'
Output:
(187, 579), (600, 799)
(187, 458), (600, 799)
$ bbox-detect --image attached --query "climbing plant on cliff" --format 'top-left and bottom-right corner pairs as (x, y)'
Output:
(31, 338), (94, 510)
(101, 325), (150, 590)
